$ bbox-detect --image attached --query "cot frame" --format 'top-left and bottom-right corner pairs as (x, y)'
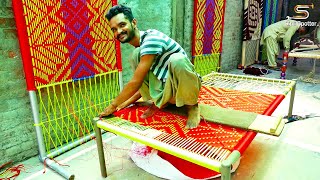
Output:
(12, 0), (121, 179)
(93, 72), (296, 180)
(281, 48), (320, 79)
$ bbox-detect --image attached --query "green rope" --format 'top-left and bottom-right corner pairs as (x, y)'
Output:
(194, 54), (220, 76)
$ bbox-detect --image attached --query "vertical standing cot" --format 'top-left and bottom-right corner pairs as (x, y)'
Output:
(13, 0), (122, 179)
(94, 72), (296, 180)
(192, 0), (226, 75)
(241, 0), (263, 68)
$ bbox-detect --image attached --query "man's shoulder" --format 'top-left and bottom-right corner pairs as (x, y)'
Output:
(146, 29), (161, 33)
(145, 29), (164, 37)
(143, 29), (169, 43)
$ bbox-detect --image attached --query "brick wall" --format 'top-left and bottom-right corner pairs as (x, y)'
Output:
(220, 0), (243, 72)
(0, 1), (38, 166)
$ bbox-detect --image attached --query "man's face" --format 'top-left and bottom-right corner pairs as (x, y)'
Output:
(110, 13), (135, 43)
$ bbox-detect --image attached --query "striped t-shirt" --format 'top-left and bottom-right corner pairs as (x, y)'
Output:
(139, 29), (189, 82)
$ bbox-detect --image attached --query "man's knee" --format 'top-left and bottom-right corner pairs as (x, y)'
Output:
(169, 53), (190, 70)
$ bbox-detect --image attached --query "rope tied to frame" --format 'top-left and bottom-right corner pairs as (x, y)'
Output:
(43, 158), (70, 174)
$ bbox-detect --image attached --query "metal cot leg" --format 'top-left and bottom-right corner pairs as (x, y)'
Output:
(220, 151), (241, 180)
(93, 118), (107, 177)
(280, 51), (289, 79)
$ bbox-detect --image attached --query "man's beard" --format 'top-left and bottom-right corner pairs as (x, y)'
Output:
(117, 25), (135, 43)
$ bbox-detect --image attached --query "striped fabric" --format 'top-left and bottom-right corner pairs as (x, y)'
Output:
(140, 29), (188, 81)
(262, 0), (279, 31)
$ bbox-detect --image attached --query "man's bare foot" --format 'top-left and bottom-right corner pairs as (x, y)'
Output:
(186, 104), (200, 129)
(140, 103), (159, 119)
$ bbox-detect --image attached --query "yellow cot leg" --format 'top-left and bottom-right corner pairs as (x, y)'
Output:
(288, 79), (296, 118)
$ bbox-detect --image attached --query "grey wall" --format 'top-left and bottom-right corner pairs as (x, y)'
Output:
(117, 0), (173, 83)
(0, 0), (38, 166)
(0, 0), (244, 165)
(220, 0), (244, 72)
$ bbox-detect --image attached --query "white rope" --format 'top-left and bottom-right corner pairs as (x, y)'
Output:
(298, 59), (320, 84)
(202, 72), (294, 95)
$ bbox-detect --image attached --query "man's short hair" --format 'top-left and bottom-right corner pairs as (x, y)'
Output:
(105, 4), (134, 22)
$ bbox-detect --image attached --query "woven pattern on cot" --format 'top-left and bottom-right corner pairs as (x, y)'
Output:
(242, 0), (263, 41)
(16, 0), (118, 88)
(262, 0), (280, 31)
(192, 0), (226, 55)
(113, 86), (279, 151)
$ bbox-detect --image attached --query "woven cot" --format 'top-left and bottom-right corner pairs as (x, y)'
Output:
(192, 0), (226, 76)
(13, 0), (121, 179)
(94, 72), (296, 180)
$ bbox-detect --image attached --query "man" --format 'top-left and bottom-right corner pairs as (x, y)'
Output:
(99, 5), (202, 129)
(260, 19), (308, 70)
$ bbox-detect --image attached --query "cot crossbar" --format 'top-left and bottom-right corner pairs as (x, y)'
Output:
(202, 72), (295, 95)
(289, 50), (320, 59)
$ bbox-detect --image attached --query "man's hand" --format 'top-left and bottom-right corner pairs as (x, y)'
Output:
(99, 104), (117, 118)
(116, 103), (129, 111)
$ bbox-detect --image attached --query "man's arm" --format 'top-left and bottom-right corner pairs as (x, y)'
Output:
(283, 25), (300, 50)
(116, 91), (142, 110)
(99, 54), (156, 117)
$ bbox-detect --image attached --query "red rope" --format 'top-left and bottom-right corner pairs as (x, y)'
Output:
(0, 164), (25, 180)
(0, 161), (13, 171)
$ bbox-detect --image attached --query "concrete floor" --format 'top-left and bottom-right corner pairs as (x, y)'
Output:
(7, 57), (320, 180)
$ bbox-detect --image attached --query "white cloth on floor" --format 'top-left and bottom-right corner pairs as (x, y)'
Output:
(129, 142), (240, 180)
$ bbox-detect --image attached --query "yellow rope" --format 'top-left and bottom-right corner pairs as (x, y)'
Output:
(36, 71), (120, 154)
(194, 54), (220, 76)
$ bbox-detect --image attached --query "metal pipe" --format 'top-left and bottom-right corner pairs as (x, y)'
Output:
(41, 157), (75, 180)
(206, 72), (293, 84)
(288, 79), (296, 118)
(29, 91), (46, 158)
(119, 71), (124, 91)
(93, 118), (107, 177)
(29, 91), (74, 179)
(47, 132), (95, 158)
